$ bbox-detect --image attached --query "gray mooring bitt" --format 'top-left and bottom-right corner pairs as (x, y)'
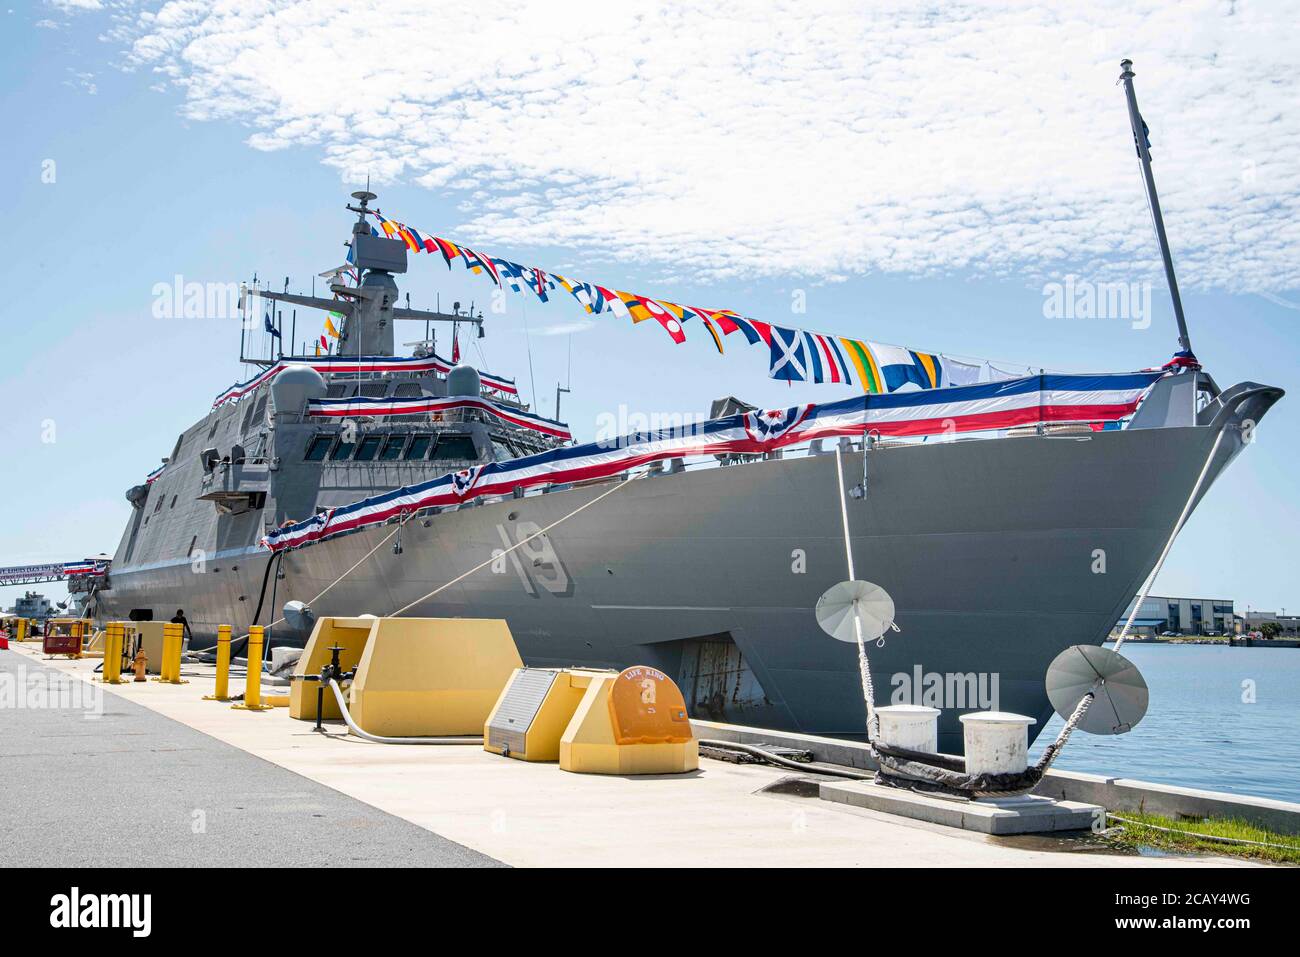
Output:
(692, 719), (1300, 836)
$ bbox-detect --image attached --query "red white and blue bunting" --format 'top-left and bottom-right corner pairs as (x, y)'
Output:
(306, 394), (572, 442)
(63, 559), (109, 577)
(262, 370), (1162, 553)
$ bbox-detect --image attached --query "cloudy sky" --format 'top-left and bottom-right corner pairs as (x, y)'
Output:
(113, 0), (1300, 289)
(3, 0), (1297, 611)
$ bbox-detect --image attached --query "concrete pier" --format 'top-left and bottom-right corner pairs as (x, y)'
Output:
(820, 781), (1103, 835)
(0, 643), (1265, 868)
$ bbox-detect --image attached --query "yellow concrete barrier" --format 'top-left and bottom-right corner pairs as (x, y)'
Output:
(291, 617), (522, 737)
(203, 625), (232, 701)
(349, 618), (522, 737)
(135, 622), (166, 675)
(232, 626), (271, 711)
(289, 617), (375, 721)
(559, 666), (698, 775)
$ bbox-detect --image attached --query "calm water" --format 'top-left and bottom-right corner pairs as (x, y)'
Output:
(1029, 643), (1300, 804)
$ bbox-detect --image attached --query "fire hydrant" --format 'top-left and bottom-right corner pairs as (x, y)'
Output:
(132, 650), (148, 682)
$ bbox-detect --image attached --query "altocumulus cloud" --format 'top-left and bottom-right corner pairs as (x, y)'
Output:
(100, 0), (1300, 292)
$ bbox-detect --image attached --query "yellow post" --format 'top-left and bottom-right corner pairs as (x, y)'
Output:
(154, 623), (173, 681)
(204, 625), (232, 701)
(156, 622), (188, 685)
(101, 624), (115, 682)
(232, 626), (270, 711)
(101, 623), (125, 684)
(153, 625), (172, 681)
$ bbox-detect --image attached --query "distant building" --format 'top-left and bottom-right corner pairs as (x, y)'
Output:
(1118, 594), (1235, 636)
(1240, 611), (1300, 637)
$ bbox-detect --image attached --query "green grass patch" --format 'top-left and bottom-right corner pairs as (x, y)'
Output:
(1106, 811), (1300, 865)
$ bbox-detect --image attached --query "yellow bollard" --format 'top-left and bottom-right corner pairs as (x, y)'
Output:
(152, 626), (171, 682)
(154, 623), (173, 681)
(203, 625), (232, 701)
(101, 623), (125, 684)
(99, 624), (115, 682)
(156, 622), (188, 685)
(232, 625), (271, 711)
(157, 623), (173, 682)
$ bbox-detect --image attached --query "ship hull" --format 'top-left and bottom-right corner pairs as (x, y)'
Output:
(99, 413), (1257, 753)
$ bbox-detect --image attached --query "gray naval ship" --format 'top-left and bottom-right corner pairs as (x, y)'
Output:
(95, 68), (1285, 752)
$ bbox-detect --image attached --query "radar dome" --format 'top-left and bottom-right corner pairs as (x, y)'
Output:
(271, 364), (327, 415)
(447, 364), (482, 397)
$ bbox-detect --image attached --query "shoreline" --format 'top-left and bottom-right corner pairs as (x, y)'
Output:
(1106, 636), (1297, 647)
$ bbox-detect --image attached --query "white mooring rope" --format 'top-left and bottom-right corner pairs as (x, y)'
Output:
(834, 444), (878, 740)
(389, 474), (638, 617)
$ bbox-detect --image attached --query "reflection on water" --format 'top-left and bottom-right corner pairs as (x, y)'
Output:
(1029, 644), (1300, 803)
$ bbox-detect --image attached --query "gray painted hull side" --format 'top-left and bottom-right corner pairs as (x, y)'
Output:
(100, 419), (1246, 753)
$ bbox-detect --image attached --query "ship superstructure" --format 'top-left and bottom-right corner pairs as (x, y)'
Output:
(111, 192), (569, 591)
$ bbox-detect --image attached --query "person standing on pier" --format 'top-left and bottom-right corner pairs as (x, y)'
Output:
(170, 609), (194, 652)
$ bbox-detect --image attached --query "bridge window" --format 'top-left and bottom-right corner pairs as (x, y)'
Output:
(380, 435), (406, 460)
(405, 435), (433, 460)
(354, 435), (383, 461)
(305, 435), (333, 461)
(431, 433), (478, 463)
(330, 437), (356, 460)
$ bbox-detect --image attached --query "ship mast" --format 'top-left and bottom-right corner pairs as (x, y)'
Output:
(1118, 58), (1193, 356)
(251, 191), (480, 358)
